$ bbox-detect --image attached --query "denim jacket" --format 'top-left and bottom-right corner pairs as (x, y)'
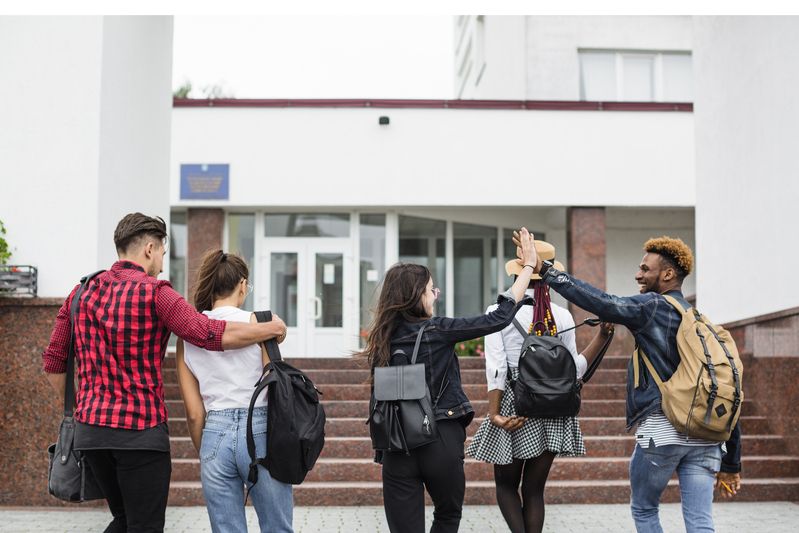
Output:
(388, 291), (532, 427)
(542, 267), (742, 473)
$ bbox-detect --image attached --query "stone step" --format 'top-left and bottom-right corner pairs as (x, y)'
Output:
(177, 396), (767, 420)
(170, 433), (790, 462)
(161, 368), (629, 386)
(168, 477), (799, 506)
(316, 399), (627, 419)
(165, 413), (772, 439)
(161, 355), (631, 373)
(169, 455), (799, 484)
(162, 357), (627, 384)
(165, 383), (632, 402)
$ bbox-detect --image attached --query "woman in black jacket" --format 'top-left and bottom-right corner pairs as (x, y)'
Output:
(361, 227), (538, 533)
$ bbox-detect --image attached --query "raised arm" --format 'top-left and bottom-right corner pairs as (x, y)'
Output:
(432, 228), (538, 343)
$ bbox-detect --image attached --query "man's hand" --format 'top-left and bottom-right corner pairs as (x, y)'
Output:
(271, 314), (287, 343)
(489, 414), (527, 432)
(716, 472), (741, 499)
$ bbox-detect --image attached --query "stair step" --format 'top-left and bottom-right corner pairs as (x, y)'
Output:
(168, 477), (799, 506)
(166, 415), (772, 440)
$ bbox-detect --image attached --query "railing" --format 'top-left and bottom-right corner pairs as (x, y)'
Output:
(0, 265), (37, 297)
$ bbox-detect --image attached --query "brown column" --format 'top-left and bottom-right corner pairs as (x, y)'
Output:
(187, 208), (224, 305)
(566, 207), (607, 348)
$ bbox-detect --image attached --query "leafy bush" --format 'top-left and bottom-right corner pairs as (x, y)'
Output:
(456, 337), (485, 357)
(0, 220), (11, 265)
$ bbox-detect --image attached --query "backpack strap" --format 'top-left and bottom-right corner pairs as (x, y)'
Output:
(254, 310), (283, 363)
(410, 324), (427, 364)
(64, 270), (105, 416)
(244, 310), (282, 503)
(511, 318), (528, 338)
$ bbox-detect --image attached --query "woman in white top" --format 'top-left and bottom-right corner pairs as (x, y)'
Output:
(466, 242), (613, 533)
(176, 250), (292, 533)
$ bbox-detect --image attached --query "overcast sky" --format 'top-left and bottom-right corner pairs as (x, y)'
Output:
(172, 16), (454, 99)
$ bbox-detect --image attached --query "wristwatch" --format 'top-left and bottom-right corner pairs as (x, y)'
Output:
(538, 260), (554, 277)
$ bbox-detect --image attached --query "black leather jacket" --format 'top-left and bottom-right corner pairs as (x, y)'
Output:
(388, 291), (531, 426)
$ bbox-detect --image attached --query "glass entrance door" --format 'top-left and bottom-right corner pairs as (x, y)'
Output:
(261, 239), (353, 357)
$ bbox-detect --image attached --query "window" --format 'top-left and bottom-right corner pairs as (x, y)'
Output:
(228, 213), (255, 310)
(580, 50), (692, 102)
(168, 212), (187, 348)
(359, 214), (386, 344)
(399, 216), (446, 316)
(169, 212), (187, 298)
(265, 213), (350, 238)
(453, 222), (496, 317)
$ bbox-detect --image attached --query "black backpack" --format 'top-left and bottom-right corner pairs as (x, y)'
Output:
(246, 311), (326, 490)
(512, 316), (613, 418)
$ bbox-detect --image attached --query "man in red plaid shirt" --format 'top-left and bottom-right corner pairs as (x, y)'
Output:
(42, 213), (286, 533)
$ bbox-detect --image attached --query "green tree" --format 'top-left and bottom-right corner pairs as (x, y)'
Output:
(173, 80), (193, 99)
(0, 220), (12, 265)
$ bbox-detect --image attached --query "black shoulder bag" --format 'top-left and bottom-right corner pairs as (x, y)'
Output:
(47, 270), (105, 502)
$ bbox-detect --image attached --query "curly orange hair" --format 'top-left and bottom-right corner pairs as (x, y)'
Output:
(644, 236), (694, 277)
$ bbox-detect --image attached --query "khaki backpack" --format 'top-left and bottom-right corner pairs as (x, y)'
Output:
(634, 294), (744, 441)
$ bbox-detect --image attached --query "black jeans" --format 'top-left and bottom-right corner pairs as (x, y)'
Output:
(382, 420), (467, 533)
(82, 449), (172, 533)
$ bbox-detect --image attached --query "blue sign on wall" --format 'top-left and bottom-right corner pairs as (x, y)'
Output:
(180, 164), (230, 200)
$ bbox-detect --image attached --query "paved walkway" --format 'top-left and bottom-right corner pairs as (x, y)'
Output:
(1, 502), (798, 532)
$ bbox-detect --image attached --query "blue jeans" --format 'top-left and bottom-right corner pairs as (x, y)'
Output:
(200, 408), (293, 533)
(629, 442), (722, 533)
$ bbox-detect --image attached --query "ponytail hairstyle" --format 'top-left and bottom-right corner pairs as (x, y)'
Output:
(357, 263), (431, 370)
(531, 281), (557, 336)
(192, 250), (250, 312)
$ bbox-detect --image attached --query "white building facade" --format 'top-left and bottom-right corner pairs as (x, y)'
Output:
(169, 100), (695, 356)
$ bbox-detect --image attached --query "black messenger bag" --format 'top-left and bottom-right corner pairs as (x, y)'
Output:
(47, 270), (105, 503)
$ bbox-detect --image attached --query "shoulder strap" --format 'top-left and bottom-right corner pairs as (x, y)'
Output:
(581, 327), (614, 383)
(662, 294), (690, 315)
(511, 318), (528, 338)
(410, 323), (427, 365)
(254, 310), (282, 363)
(64, 270), (104, 416)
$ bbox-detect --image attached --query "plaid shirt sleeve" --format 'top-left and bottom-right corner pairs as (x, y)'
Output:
(155, 282), (226, 351)
(42, 284), (80, 374)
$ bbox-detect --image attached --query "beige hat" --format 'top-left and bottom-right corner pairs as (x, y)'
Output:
(505, 240), (564, 281)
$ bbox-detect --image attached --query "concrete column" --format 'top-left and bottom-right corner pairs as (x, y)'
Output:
(186, 208), (225, 304)
(566, 207), (606, 348)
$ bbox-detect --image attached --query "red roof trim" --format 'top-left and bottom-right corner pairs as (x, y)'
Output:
(173, 98), (692, 112)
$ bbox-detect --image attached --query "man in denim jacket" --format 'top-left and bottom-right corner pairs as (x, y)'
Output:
(516, 233), (741, 533)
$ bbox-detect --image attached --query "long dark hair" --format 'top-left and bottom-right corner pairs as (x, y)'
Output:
(358, 263), (431, 369)
(193, 250), (249, 312)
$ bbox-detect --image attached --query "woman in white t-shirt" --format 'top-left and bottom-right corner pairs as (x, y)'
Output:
(176, 250), (292, 533)
(466, 242), (613, 533)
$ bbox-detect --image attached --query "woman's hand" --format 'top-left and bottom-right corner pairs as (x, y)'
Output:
(489, 413), (527, 432)
(512, 228), (539, 272)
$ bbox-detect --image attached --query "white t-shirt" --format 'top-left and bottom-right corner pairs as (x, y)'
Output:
(484, 289), (588, 391)
(183, 306), (267, 411)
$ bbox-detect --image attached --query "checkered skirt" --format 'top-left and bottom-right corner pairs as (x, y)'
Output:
(466, 367), (586, 465)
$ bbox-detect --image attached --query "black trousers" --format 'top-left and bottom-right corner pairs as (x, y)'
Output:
(382, 420), (467, 533)
(82, 449), (172, 533)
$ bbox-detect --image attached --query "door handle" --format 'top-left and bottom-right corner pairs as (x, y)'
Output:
(313, 296), (322, 320)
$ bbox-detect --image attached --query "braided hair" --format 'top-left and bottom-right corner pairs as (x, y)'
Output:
(530, 281), (557, 336)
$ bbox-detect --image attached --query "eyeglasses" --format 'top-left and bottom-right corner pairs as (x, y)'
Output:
(161, 237), (169, 253)
(431, 287), (441, 300)
(246, 282), (254, 296)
